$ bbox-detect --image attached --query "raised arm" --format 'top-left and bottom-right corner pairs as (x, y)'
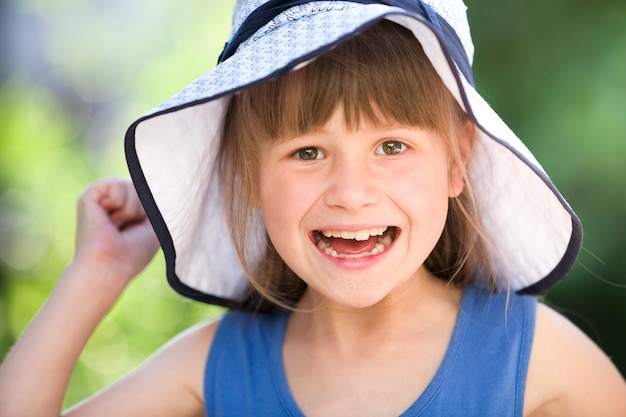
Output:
(0, 178), (160, 416)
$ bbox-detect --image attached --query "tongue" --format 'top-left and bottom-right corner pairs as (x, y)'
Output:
(330, 236), (378, 255)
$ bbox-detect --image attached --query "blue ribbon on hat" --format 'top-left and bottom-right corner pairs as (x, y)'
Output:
(217, 0), (474, 87)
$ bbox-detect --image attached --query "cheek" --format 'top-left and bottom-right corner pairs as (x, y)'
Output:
(258, 167), (317, 245)
(380, 157), (451, 205)
(260, 171), (314, 215)
(258, 175), (318, 277)
(381, 159), (451, 240)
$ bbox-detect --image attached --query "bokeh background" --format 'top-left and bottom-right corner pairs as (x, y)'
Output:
(0, 0), (624, 408)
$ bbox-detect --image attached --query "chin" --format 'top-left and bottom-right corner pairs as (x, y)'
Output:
(314, 285), (398, 310)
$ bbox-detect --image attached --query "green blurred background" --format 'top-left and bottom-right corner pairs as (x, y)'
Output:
(0, 0), (624, 408)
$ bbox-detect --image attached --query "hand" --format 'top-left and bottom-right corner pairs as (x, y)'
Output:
(0, 179), (160, 417)
(72, 178), (159, 286)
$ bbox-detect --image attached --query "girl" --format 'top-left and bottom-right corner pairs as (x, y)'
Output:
(1, 1), (625, 416)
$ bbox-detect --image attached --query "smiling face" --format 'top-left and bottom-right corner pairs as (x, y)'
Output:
(220, 20), (490, 310)
(258, 111), (465, 308)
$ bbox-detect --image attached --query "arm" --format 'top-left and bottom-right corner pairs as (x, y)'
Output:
(64, 319), (218, 417)
(0, 178), (162, 416)
(525, 302), (626, 416)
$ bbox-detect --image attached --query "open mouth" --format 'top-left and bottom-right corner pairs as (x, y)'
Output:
(313, 226), (398, 259)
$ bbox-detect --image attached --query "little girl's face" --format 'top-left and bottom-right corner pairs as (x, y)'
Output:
(257, 109), (465, 309)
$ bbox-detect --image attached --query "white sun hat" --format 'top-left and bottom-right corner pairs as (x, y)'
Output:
(125, 0), (582, 307)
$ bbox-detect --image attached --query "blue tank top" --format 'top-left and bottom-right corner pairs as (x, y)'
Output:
(204, 286), (536, 416)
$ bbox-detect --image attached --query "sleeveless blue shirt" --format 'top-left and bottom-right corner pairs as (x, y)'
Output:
(204, 286), (536, 416)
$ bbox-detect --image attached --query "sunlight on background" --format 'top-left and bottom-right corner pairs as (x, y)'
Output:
(0, 0), (624, 409)
(0, 0), (235, 406)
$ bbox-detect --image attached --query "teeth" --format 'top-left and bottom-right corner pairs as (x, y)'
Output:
(316, 228), (393, 259)
(379, 233), (393, 246)
(320, 242), (387, 259)
(321, 227), (387, 241)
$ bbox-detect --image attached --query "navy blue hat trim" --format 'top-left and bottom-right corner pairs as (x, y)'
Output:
(126, 5), (581, 307)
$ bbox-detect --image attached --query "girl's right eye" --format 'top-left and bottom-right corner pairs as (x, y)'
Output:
(293, 147), (325, 160)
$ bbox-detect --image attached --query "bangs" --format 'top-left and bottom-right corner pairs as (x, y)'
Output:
(219, 19), (490, 310)
(234, 19), (464, 141)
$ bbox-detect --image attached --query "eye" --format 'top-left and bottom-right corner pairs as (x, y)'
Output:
(293, 147), (325, 161)
(376, 140), (407, 156)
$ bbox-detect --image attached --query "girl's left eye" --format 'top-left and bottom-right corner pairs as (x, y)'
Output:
(293, 147), (325, 160)
(376, 140), (407, 156)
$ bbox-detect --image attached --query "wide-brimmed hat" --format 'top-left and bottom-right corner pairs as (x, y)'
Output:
(125, 0), (582, 307)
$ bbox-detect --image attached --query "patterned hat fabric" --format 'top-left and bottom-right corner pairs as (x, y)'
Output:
(125, 0), (582, 307)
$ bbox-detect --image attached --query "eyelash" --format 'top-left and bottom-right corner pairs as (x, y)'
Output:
(293, 147), (326, 161)
(375, 140), (408, 156)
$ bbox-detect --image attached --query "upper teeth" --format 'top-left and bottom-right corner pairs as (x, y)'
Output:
(321, 227), (387, 241)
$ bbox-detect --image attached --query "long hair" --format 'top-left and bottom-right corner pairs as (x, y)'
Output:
(219, 20), (496, 311)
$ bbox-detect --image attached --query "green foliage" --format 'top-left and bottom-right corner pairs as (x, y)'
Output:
(0, 0), (234, 407)
(467, 0), (626, 373)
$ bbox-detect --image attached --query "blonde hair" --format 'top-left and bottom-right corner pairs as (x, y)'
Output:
(219, 20), (496, 311)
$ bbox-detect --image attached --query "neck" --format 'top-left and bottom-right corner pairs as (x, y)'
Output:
(288, 271), (461, 354)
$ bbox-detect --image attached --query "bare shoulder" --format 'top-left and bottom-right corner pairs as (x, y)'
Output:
(524, 301), (626, 417)
(64, 318), (222, 417)
(150, 316), (222, 371)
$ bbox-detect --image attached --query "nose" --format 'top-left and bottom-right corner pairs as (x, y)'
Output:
(323, 157), (380, 211)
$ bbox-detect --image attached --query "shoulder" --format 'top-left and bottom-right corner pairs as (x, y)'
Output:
(154, 317), (221, 370)
(63, 318), (222, 417)
(524, 302), (626, 416)
(125, 318), (223, 405)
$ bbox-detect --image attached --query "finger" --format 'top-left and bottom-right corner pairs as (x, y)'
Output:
(78, 179), (125, 213)
(106, 183), (147, 228)
(97, 179), (132, 212)
(124, 217), (161, 265)
(91, 179), (145, 229)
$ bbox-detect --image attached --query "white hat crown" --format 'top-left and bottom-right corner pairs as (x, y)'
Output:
(229, 0), (474, 63)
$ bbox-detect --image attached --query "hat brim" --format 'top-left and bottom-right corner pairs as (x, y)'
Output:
(125, 4), (582, 307)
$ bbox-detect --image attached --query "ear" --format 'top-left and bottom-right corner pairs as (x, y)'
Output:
(448, 120), (475, 198)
